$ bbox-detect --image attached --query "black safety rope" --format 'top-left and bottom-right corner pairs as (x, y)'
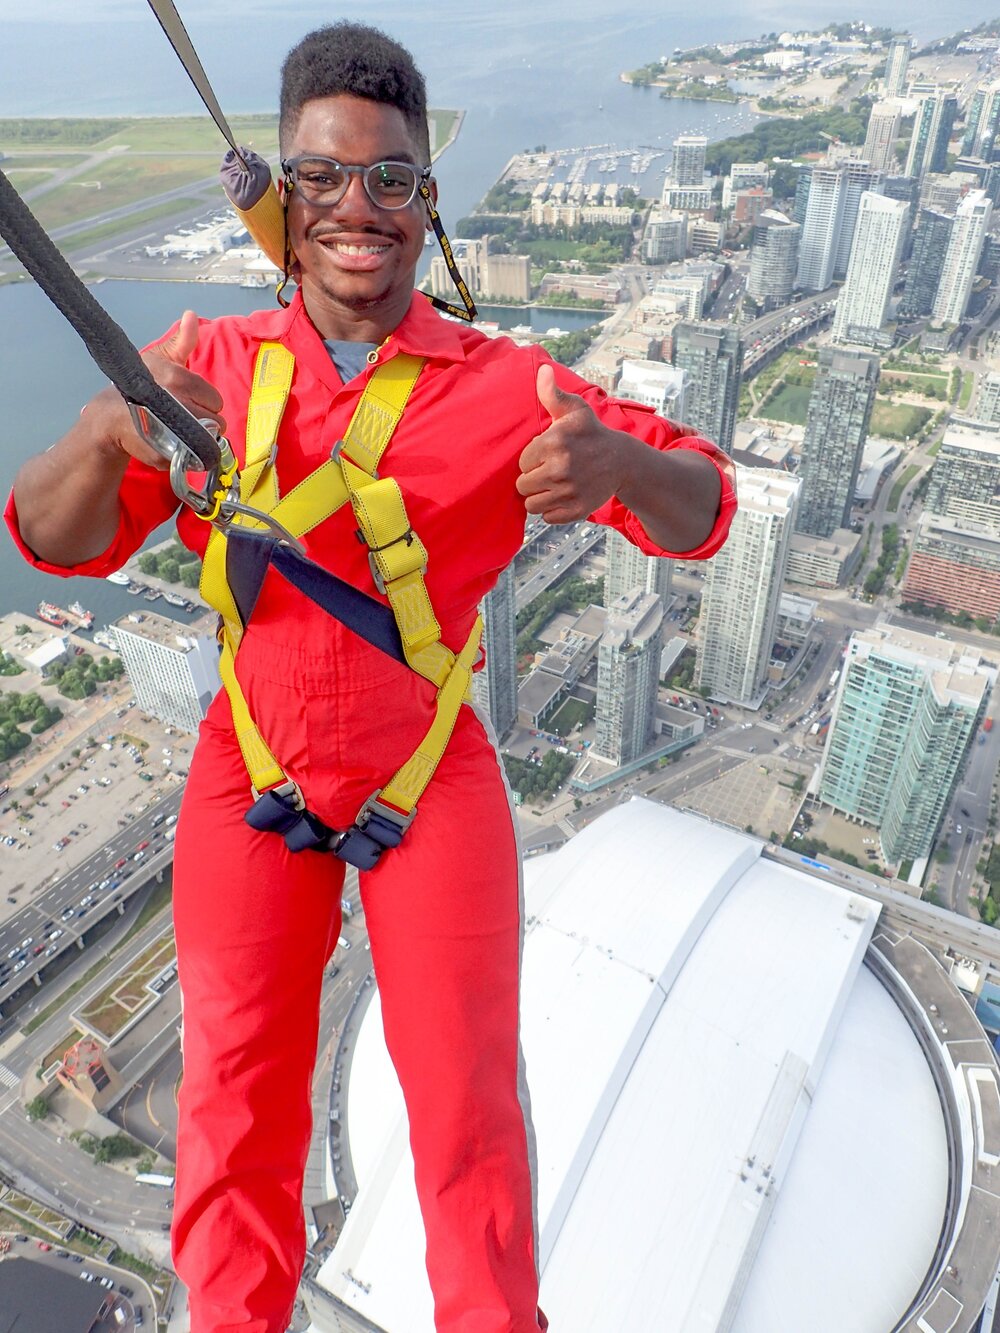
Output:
(0, 168), (221, 471)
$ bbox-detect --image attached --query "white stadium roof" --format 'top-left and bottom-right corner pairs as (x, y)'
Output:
(312, 801), (982, 1332)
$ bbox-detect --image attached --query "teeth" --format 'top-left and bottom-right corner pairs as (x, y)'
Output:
(331, 242), (388, 255)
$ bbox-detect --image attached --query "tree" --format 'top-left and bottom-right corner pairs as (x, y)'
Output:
(26, 1094), (49, 1122)
(180, 562), (201, 589)
(138, 552), (160, 576)
(159, 557), (181, 584)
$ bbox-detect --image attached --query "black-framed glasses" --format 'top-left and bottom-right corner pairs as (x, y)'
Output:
(281, 155), (431, 211)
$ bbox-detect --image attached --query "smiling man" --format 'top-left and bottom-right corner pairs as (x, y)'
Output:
(7, 22), (736, 1333)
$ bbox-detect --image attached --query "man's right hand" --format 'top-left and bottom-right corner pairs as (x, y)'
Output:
(87, 309), (226, 470)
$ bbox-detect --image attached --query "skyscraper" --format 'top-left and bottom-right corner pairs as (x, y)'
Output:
(832, 193), (908, 346)
(883, 36), (911, 98)
(862, 101), (902, 173)
(671, 322), (743, 455)
(746, 210), (801, 310)
(898, 208), (953, 317)
(961, 79), (1000, 160)
(474, 564), (517, 741)
(795, 160), (880, 290)
(923, 421), (1000, 528)
(905, 91), (959, 179)
(695, 467), (800, 706)
(933, 189), (993, 324)
(603, 528), (672, 608)
(819, 626), (988, 862)
(795, 348), (880, 538)
(594, 590), (663, 764)
(975, 371), (1000, 424)
(671, 134), (708, 187)
(112, 612), (222, 734)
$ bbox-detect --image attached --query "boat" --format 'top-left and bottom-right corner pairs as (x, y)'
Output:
(93, 629), (118, 651)
(106, 571), (131, 586)
(68, 601), (95, 630)
(127, 583), (146, 595)
(162, 592), (193, 609)
(143, 589), (162, 602)
(37, 602), (69, 628)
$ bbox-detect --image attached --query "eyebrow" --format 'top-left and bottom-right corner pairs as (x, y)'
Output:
(295, 150), (420, 166)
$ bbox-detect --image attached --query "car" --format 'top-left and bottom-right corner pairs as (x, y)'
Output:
(338, 935), (352, 951)
(114, 858), (127, 869)
(80, 1270), (96, 1282)
(133, 850), (146, 862)
(71, 1254), (83, 1263)
(961, 807), (970, 818)
(99, 1276), (114, 1288)
(137, 840), (150, 851)
(61, 907), (74, 920)
(19, 937), (32, 950)
(36, 1240), (51, 1251)
(956, 825), (963, 834)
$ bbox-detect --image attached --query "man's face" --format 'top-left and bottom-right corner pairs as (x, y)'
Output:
(283, 94), (433, 338)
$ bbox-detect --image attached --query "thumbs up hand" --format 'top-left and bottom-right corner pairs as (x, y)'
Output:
(516, 364), (632, 525)
(85, 309), (226, 469)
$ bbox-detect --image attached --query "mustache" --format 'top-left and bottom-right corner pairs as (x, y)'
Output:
(309, 225), (397, 242)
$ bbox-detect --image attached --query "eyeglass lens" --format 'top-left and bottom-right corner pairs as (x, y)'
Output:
(290, 158), (419, 209)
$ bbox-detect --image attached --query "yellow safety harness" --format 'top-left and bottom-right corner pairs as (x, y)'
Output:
(198, 344), (483, 870)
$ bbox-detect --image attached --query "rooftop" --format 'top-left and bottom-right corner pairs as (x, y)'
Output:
(312, 802), (995, 1332)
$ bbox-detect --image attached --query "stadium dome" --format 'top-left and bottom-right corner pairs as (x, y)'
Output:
(306, 800), (1000, 1333)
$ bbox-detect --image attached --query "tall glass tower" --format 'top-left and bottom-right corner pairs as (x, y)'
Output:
(819, 626), (987, 862)
(474, 564), (518, 741)
(671, 322), (744, 455)
(795, 347), (880, 538)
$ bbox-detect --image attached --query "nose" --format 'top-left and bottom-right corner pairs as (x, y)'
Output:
(336, 169), (379, 219)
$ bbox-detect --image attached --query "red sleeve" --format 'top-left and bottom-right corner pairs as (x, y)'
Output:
(4, 320), (191, 578)
(531, 350), (737, 560)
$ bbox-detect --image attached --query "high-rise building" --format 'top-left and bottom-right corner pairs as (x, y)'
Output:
(819, 625), (988, 862)
(795, 160), (880, 290)
(975, 370), (1000, 424)
(474, 565), (517, 741)
(695, 467), (800, 706)
(933, 189), (993, 324)
(832, 193), (908, 346)
(112, 612), (222, 734)
(905, 91), (959, 179)
(721, 161), (769, 210)
(671, 134), (708, 187)
(923, 421), (1000, 528)
(903, 512), (1000, 619)
(641, 207), (687, 263)
(603, 528), (672, 608)
(961, 79), (1000, 160)
(617, 359), (688, 418)
(594, 590), (663, 764)
(862, 101), (902, 173)
(795, 348), (880, 538)
(671, 322), (743, 455)
(883, 36), (911, 98)
(746, 210), (801, 310)
(898, 208), (953, 317)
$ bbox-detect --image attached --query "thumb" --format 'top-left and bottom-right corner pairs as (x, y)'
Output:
(536, 363), (582, 422)
(157, 309), (200, 365)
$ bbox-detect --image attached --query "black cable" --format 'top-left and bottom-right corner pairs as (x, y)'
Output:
(0, 167), (221, 470)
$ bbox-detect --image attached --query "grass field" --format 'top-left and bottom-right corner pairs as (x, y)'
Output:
(959, 371), (975, 411)
(31, 155), (217, 230)
(887, 464), (920, 512)
(1, 152), (90, 167)
(758, 382), (812, 425)
(548, 697), (594, 733)
(879, 370), (948, 399)
(78, 932), (175, 1040)
(64, 198), (206, 252)
(871, 401), (932, 440)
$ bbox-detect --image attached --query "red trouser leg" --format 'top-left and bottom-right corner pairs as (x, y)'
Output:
(171, 713), (346, 1333)
(171, 686), (542, 1331)
(363, 706), (542, 1332)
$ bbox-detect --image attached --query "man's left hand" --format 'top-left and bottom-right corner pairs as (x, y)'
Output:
(516, 364), (631, 525)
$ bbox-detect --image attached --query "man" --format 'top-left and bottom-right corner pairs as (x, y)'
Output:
(7, 22), (735, 1333)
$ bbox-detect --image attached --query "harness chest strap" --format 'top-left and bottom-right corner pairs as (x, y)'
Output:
(199, 341), (483, 857)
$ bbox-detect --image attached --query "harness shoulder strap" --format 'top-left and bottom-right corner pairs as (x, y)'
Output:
(199, 344), (484, 867)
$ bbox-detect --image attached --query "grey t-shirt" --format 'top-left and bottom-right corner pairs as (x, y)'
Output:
(323, 339), (377, 385)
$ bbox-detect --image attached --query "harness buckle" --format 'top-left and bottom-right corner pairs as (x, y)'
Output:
(367, 532), (425, 596)
(331, 792), (416, 870)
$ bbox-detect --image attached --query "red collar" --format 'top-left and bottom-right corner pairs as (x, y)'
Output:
(245, 289), (469, 365)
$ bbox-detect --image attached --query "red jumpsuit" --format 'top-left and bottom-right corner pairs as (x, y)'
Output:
(6, 291), (736, 1332)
